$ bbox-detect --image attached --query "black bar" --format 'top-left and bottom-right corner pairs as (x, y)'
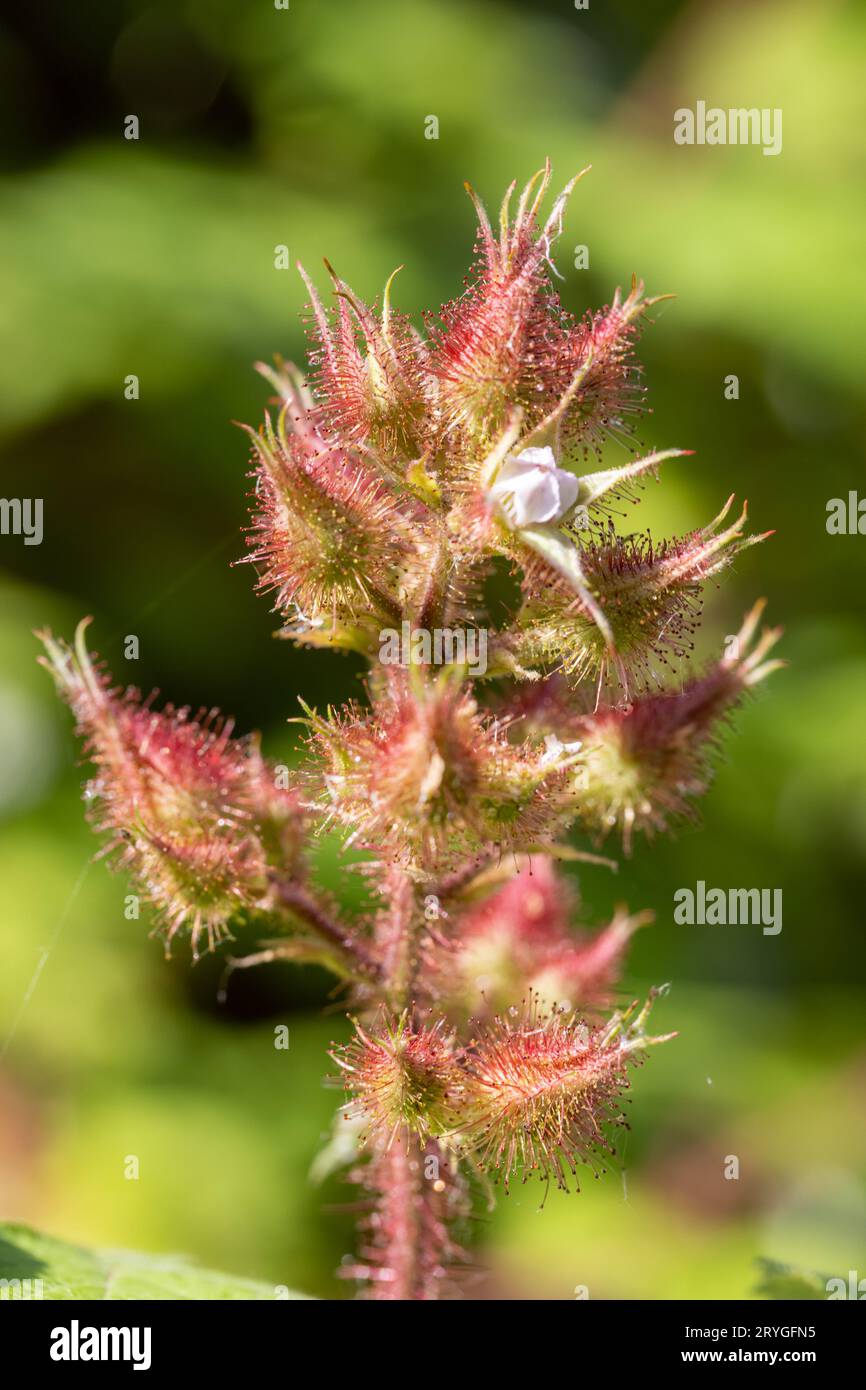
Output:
(1, 1297), (859, 1374)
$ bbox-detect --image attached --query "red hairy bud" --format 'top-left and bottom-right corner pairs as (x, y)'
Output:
(428, 162), (670, 482)
(492, 603), (782, 853)
(515, 495), (772, 693)
(241, 401), (421, 644)
(432, 858), (647, 1019)
(462, 992), (674, 1190)
(38, 619), (306, 956)
(306, 668), (579, 872)
(428, 163), (583, 448)
(301, 261), (431, 466)
(563, 600), (783, 847)
(332, 1011), (463, 1146)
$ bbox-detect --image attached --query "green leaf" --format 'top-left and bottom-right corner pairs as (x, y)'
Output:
(754, 1257), (828, 1301)
(0, 1224), (311, 1301)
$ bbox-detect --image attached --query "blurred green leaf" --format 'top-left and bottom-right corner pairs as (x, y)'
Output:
(0, 1223), (309, 1300)
(754, 1257), (828, 1302)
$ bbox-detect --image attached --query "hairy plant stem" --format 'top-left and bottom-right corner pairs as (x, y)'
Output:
(369, 863), (441, 1297)
(415, 538), (450, 633)
(269, 875), (379, 982)
(374, 866), (421, 1011)
(367, 580), (404, 628)
(374, 1135), (428, 1299)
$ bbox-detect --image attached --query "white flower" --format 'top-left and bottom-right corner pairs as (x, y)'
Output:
(540, 733), (583, 767)
(487, 446), (580, 529)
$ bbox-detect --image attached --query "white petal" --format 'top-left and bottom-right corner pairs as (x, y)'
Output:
(488, 447), (580, 528)
(508, 469), (561, 525)
(554, 467), (580, 515)
(514, 445), (557, 470)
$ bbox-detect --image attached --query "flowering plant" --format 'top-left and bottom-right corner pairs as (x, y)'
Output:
(39, 162), (780, 1299)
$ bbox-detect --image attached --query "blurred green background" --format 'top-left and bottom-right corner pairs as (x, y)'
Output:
(1, 0), (865, 1299)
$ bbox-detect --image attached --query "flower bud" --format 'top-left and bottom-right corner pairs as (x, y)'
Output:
(241, 405), (418, 642)
(461, 993), (673, 1190)
(300, 261), (433, 469)
(516, 496), (772, 691)
(307, 668), (578, 873)
(431, 858), (645, 1018)
(566, 600), (783, 847)
(429, 163), (584, 450)
(554, 277), (660, 459)
(38, 619), (306, 956)
(428, 164), (670, 482)
(333, 1012), (464, 1145)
